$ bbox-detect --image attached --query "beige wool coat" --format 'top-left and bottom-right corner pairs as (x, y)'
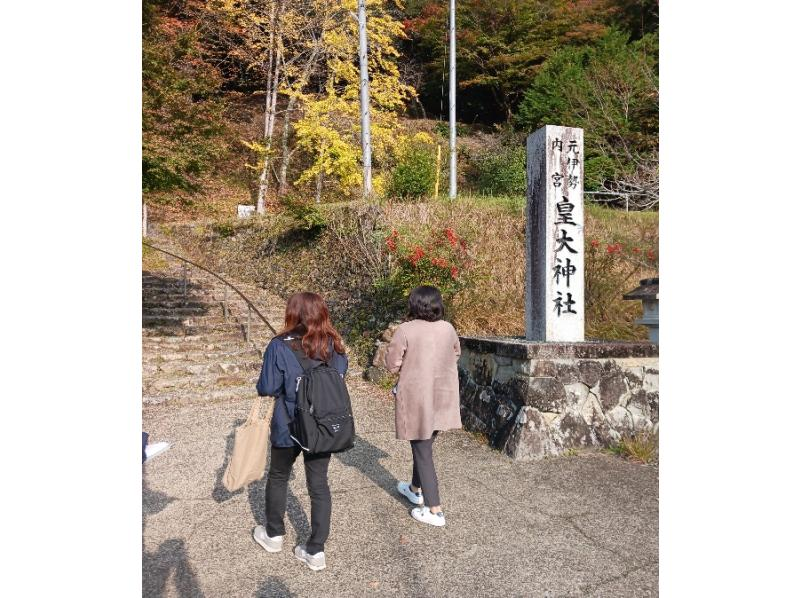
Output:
(384, 319), (462, 440)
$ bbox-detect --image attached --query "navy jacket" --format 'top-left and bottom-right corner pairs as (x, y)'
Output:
(256, 334), (348, 448)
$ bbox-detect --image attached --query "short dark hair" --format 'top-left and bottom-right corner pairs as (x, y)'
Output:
(408, 286), (444, 322)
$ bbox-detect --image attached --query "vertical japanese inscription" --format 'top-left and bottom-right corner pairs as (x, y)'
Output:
(550, 136), (581, 320)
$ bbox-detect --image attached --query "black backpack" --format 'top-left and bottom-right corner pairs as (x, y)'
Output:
(285, 340), (355, 454)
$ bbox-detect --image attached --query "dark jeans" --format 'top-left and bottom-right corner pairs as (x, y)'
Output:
(265, 445), (331, 555)
(410, 431), (440, 508)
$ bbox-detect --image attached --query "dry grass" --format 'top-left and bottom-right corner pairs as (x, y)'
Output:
(378, 197), (527, 336)
(165, 195), (658, 364)
(142, 240), (169, 271)
(609, 430), (659, 464)
(377, 196), (657, 339)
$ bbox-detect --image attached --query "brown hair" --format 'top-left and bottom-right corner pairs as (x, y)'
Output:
(278, 292), (345, 362)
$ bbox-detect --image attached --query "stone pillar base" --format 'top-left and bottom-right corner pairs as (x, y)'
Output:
(458, 336), (659, 461)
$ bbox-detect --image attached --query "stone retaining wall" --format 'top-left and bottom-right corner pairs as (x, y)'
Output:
(458, 336), (659, 461)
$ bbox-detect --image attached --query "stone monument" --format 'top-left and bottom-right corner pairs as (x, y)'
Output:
(455, 124), (659, 461)
(526, 125), (584, 341)
(237, 205), (256, 219)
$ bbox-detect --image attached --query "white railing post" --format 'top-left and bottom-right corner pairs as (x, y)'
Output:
(246, 305), (251, 343)
(182, 263), (188, 306)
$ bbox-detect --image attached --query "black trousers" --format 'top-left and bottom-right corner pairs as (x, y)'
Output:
(410, 431), (440, 508)
(265, 445), (331, 555)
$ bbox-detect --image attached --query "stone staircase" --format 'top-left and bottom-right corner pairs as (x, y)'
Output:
(142, 255), (284, 407)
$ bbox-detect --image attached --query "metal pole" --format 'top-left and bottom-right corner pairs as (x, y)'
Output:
(358, 0), (372, 199)
(434, 144), (442, 198)
(448, 0), (457, 199)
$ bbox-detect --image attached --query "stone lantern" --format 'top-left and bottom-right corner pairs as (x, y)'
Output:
(623, 277), (659, 344)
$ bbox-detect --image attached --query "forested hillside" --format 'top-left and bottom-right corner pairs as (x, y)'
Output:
(143, 0), (658, 216)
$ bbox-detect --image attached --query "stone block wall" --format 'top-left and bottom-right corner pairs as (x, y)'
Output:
(458, 336), (659, 461)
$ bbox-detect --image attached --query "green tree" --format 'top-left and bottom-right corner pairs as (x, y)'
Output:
(403, 0), (619, 123)
(142, 1), (227, 193)
(516, 29), (658, 207)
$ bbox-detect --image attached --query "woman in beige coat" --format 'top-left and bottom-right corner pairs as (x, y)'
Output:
(385, 285), (462, 527)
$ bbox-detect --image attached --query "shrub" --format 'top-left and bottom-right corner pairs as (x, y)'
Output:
(473, 144), (526, 195)
(585, 232), (658, 340)
(211, 220), (237, 238)
(388, 139), (438, 199)
(434, 121), (468, 138)
(384, 225), (472, 301)
(283, 196), (327, 231)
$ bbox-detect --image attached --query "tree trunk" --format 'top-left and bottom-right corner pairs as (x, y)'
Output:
(315, 169), (323, 204)
(257, 0), (282, 214)
(278, 94), (298, 196)
(262, 1), (276, 139)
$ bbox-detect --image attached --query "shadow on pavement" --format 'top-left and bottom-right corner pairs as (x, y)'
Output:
(143, 475), (204, 597)
(335, 435), (408, 508)
(143, 476), (176, 517)
(254, 576), (295, 597)
(211, 418), (247, 504)
(143, 538), (205, 598)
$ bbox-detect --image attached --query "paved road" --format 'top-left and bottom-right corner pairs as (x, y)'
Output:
(143, 376), (658, 597)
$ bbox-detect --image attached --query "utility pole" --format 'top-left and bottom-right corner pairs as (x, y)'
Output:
(358, 0), (372, 198)
(448, 0), (456, 199)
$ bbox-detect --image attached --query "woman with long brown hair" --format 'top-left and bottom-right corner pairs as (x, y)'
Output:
(253, 292), (348, 571)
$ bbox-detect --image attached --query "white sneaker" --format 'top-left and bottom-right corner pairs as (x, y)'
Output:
(294, 544), (326, 571)
(397, 481), (424, 505)
(144, 441), (170, 461)
(253, 526), (284, 553)
(411, 506), (446, 527)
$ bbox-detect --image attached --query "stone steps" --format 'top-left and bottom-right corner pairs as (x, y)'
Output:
(142, 346), (262, 363)
(142, 305), (213, 315)
(144, 370), (257, 393)
(143, 359), (260, 377)
(142, 336), (260, 350)
(143, 383), (257, 406)
(143, 313), (269, 326)
(142, 324), (271, 338)
(143, 253), (276, 407)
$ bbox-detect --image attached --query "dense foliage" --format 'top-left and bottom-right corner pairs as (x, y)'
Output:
(402, 0), (657, 122)
(387, 134), (438, 199)
(142, 0), (227, 192)
(472, 144), (527, 195)
(142, 0), (658, 207)
(516, 29), (658, 206)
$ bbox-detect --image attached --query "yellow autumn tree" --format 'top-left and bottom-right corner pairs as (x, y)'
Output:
(293, 0), (415, 199)
(209, 0), (413, 202)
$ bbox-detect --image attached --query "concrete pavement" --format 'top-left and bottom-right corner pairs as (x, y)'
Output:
(143, 375), (658, 597)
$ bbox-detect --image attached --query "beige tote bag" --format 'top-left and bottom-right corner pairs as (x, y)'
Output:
(223, 397), (274, 492)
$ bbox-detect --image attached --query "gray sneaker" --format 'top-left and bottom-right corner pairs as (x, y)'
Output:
(253, 526), (283, 553)
(294, 544), (326, 571)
